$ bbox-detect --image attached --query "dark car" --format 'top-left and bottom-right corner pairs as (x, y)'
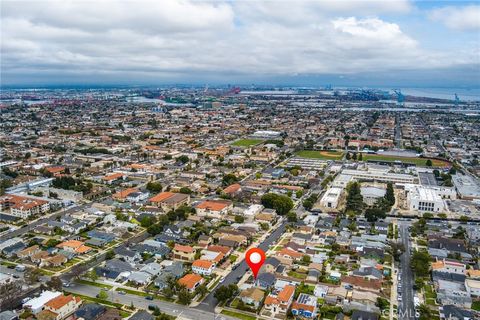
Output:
(145, 295), (154, 300)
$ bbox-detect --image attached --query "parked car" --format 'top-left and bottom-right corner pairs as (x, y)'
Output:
(15, 265), (26, 272)
(145, 296), (154, 300)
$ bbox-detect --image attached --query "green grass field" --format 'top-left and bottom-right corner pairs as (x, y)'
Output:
(295, 150), (344, 160)
(231, 139), (263, 147)
(363, 154), (450, 167)
(472, 300), (480, 311)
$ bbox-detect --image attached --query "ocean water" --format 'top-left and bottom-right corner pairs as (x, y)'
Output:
(399, 88), (480, 101)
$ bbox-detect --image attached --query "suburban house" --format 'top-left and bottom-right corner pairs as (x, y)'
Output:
(148, 192), (190, 212)
(262, 285), (295, 318)
(192, 259), (215, 276)
(56, 240), (92, 254)
(195, 199), (233, 219)
(37, 294), (82, 320)
(172, 244), (195, 262)
(291, 293), (318, 318)
(178, 273), (204, 293)
(239, 287), (265, 308)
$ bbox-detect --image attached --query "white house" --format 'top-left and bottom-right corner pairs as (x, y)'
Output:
(192, 260), (215, 276)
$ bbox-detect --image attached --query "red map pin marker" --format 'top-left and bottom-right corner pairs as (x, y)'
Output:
(245, 248), (265, 279)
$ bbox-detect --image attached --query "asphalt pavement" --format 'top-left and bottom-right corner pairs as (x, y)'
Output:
(0, 204), (89, 241)
(195, 219), (287, 312)
(398, 222), (415, 320)
(67, 283), (237, 320)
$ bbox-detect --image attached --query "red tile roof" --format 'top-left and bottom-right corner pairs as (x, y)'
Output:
(196, 200), (231, 211)
(178, 273), (203, 289)
(45, 294), (81, 310)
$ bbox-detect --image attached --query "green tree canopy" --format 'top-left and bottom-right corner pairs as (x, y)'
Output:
(214, 284), (238, 303)
(261, 193), (294, 215)
(345, 182), (364, 215)
(411, 250), (431, 277)
(146, 181), (163, 193)
(222, 173), (239, 187)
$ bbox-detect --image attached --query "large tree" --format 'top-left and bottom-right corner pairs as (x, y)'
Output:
(46, 276), (63, 291)
(222, 174), (239, 187)
(0, 280), (25, 310)
(385, 182), (395, 206)
(214, 284), (238, 303)
(261, 193), (294, 215)
(345, 182), (364, 214)
(411, 250), (431, 277)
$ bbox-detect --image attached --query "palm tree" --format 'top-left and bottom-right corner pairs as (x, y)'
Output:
(418, 304), (432, 320)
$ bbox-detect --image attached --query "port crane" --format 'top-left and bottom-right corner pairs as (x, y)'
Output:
(393, 89), (405, 106)
(454, 93), (460, 107)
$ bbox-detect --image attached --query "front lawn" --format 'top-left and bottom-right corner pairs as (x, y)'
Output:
(63, 291), (124, 308)
(221, 310), (257, 320)
(77, 279), (113, 290)
(115, 287), (149, 297)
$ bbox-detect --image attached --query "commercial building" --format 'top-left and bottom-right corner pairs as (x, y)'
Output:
(406, 185), (446, 213)
(452, 174), (480, 200)
(320, 187), (343, 210)
(251, 130), (282, 139)
(342, 169), (417, 184)
(332, 174), (354, 188)
(360, 187), (386, 206)
(284, 158), (328, 171)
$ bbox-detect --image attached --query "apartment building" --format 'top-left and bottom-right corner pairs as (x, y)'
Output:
(0, 194), (50, 218)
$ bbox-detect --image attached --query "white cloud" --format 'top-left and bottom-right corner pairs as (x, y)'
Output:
(429, 5), (480, 31)
(0, 0), (478, 84)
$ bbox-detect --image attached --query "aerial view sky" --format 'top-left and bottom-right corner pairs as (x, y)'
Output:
(1, 0), (479, 87)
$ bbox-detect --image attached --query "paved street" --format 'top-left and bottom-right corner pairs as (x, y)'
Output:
(395, 114), (402, 148)
(398, 222), (415, 320)
(0, 204), (89, 241)
(67, 283), (237, 320)
(195, 219), (287, 312)
(60, 231), (149, 283)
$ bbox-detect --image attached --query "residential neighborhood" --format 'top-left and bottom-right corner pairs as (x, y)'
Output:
(0, 87), (479, 320)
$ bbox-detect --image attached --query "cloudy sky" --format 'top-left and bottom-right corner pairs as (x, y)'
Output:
(1, 0), (479, 87)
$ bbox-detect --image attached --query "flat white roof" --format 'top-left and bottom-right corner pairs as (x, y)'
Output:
(23, 291), (62, 312)
(407, 185), (443, 202)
